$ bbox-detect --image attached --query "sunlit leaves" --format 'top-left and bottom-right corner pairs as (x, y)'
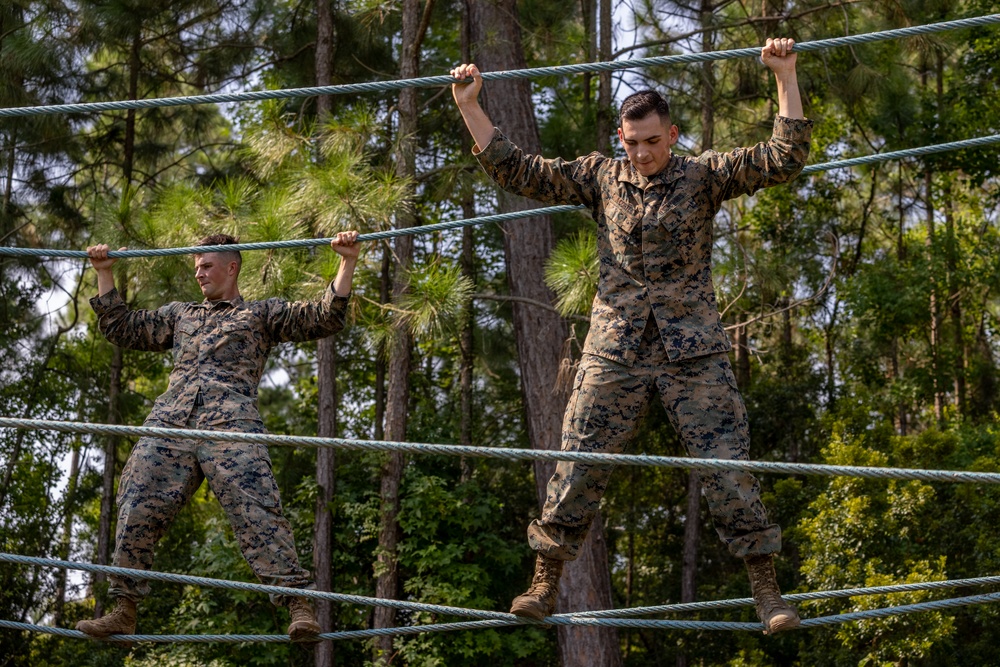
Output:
(544, 229), (597, 317)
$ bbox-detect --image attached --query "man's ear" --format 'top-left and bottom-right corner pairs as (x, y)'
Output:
(668, 124), (679, 146)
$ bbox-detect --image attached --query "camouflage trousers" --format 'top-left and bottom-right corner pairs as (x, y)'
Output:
(528, 319), (781, 561)
(109, 408), (312, 606)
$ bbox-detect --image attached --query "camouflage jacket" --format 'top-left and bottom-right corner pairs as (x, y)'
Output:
(475, 116), (812, 365)
(90, 285), (350, 426)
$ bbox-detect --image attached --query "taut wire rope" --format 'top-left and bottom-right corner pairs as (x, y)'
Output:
(0, 133), (997, 260)
(2, 416), (1000, 483)
(0, 15), (998, 118)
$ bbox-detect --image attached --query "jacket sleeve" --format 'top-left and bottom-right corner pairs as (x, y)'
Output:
(475, 128), (604, 207)
(703, 116), (813, 205)
(89, 288), (178, 351)
(265, 283), (350, 343)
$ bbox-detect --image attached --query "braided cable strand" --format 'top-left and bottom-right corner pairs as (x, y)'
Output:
(5, 592), (1000, 642)
(0, 205), (584, 259)
(0, 553), (514, 620)
(801, 134), (1000, 175)
(565, 575), (1000, 618)
(6, 552), (997, 618)
(0, 15), (998, 118)
(3, 416), (1000, 482)
(4, 553), (999, 640)
(0, 133), (996, 259)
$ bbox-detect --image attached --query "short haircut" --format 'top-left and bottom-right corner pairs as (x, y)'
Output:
(619, 89), (671, 126)
(197, 234), (242, 270)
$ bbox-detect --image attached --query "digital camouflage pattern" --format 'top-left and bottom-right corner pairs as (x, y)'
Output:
(527, 320), (780, 560)
(110, 414), (311, 605)
(475, 116), (812, 365)
(90, 285), (350, 603)
(91, 286), (349, 425)
(475, 116), (811, 561)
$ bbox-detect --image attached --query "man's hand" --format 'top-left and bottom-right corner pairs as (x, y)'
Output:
(87, 244), (126, 271)
(330, 230), (360, 260)
(761, 37), (804, 120)
(450, 63), (483, 108)
(761, 37), (797, 78)
(449, 63), (495, 152)
(87, 244), (127, 296)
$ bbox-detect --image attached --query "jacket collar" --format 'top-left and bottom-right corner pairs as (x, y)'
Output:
(618, 155), (685, 190)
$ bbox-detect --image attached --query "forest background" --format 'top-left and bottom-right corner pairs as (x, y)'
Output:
(1, 0), (999, 665)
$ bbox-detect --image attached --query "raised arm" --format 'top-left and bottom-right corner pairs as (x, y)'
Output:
(87, 244), (178, 351)
(761, 37), (804, 120)
(87, 243), (123, 296)
(450, 63), (495, 152)
(267, 231), (360, 343)
(330, 230), (360, 297)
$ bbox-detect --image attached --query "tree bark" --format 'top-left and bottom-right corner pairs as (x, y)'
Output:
(314, 2), (338, 664)
(52, 440), (82, 627)
(314, 339), (338, 667)
(675, 471), (701, 667)
(95, 343), (123, 617)
(678, 11), (716, 663)
(467, 2), (620, 664)
(373, 0), (428, 661)
(596, 0), (612, 155)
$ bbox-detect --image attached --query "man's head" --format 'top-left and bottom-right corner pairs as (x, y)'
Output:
(194, 234), (242, 301)
(617, 89), (679, 177)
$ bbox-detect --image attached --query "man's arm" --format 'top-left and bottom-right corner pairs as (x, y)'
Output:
(450, 63), (495, 152)
(450, 63), (602, 207)
(267, 231), (361, 343)
(330, 230), (360, 297)
(87, 243), (176, 351)
(761, 37), (804, 120)
(87, 243), (124, 296)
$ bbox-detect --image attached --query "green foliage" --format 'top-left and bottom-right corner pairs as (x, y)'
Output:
(5, 0), (1000, 665)
(544, 229), (598, 317)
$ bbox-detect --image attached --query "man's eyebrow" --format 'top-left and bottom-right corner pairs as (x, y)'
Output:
(623, 132), (663, 142)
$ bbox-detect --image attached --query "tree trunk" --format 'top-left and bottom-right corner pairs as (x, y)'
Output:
(676, 471), (701, 667)
(678, 11), (716, 663)
(95, 343), (123, 617)
(373, 1), (428, 661)
(925, 167), (943, 423)
(314, 2), (338, 664)
(374, 244), (390, 441)
(459, 196), (476, 478)
(123, 30), (141, 186)
(596, 0), (612, 155)
(467, 2), (620, 664)
(52, 440), (82, 627)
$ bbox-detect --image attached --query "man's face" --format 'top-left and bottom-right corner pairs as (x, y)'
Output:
(194, 252), (237, 300)
(617, 113), (679, 177)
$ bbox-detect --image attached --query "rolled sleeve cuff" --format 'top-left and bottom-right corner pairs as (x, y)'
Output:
(90, 288), (124, 315)
(324, 282), (352, 307)
(473, 127), (516, 166)
(773, 116), (813, 141)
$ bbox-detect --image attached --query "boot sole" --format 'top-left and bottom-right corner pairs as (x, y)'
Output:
(764, 613), (801, 634)
(509, 601), (551, 621)
(289, 623), (322, 642)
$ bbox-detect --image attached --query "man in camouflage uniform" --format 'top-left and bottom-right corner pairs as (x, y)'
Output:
(75, 231), (360, 641)
(451, 38), (811, 634)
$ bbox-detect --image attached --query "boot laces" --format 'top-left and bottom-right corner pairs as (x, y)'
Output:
(750, 566), (786, 615)
(289, 599), (314, 622)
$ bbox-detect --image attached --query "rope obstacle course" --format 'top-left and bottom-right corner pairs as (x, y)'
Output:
(2, 12), (1000, 646)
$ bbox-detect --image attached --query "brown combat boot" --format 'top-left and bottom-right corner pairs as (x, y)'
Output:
(745, 554), (801, 634)
(287, 597), (322, 641)
(509, 554), (563, 621)
(75, 597), (137, 638)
